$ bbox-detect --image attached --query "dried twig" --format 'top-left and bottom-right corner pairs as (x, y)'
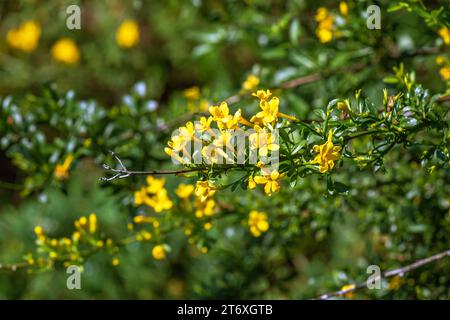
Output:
(0, 262), (29, 272)
(316, 249), (450, 300)
(100, 151), (206, 182)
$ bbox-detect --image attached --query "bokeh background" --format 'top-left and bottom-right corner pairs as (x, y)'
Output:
(0, 0), (449, 299)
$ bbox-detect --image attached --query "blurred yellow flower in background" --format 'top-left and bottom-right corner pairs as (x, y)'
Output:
(152, 245), (166, 260)
(183, 86), (200, 100)
(438, 26), (450, 45)
(315, 7), (329, 22)
(439, 66), (450, 80)
(339, 2), (349, 16)
(116, 19), (140, 48)
(242, 74), (260, 91)
(54, 154), (74, 180)
(315, 7), (335, 43)
(248, 210), (269, 237)
(7, 20), (41, 52)
(195, 180), (216, 202)
(175, 184), (195, 199)
(51, 38), (80, 64)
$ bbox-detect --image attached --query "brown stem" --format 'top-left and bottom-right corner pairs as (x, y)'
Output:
(316, 249), (450, 300)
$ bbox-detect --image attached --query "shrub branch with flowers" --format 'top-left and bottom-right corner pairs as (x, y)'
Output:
(0, 0), (449, 299)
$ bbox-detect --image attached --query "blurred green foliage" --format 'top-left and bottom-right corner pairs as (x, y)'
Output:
(0, 0), (449, 299)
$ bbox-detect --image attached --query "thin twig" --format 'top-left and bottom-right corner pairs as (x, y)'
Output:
(316, 249), (450, 300)
(0, 262), (29, 272)
(100, 152), (206, 182)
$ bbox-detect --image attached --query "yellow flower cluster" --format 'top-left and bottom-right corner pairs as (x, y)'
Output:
(32, 213), (112, 267)
(116, 20), (140, 48)
(134, 176), (173, 212)
(166, 89), (299, 197)
(242, 74), (260, 91)
(315, 3), (347, 43)
(7, 20), (41, 52)
(51, 38), (80, 64)
(315, 7), (335, 43)
(74, 213), (98, 235)
(175, 182), (217, 219)
(248, 210), (269, 237)
(54, 154), (74, 180)
(312, 130), (341, 173)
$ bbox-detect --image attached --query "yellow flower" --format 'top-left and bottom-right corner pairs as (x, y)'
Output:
(312, 130), (341, 173)
(248, 210), (269, 237)
(439, 67), (450, 80)
(249, 128), (279, 157)
(315, 8), (329, 22)
(438, 27), (450, 45)
(315, 9), (335, 43)
(34, 226), (45, 241)
(316, 28), (333, 43)
(339, 2), (349, 16)
(209, 102), (242, 130)
(146, 176), (166, 194)
(248, 176), (256, 189)
(34, 225), (43, 236)
(134, 186), (151, 206)
(152, 245), (166, 260)
(184, 86), (200, 100)
(195, 116), (213, 133)
(134, 185), (173, 212)
(7, 20), (41, 52)
(116, 19), (140, 48)
(200, 247), (209, 254)
(164, 122), (196, 161)
(212, 130), (234, 148)
(203, 222), (212, 230)
(242, 74), (260, 91)
(88, 213), (97, 234)
(51, 38), (80, 64)
(72, 231), (81, 242)
(195, 180), (216, 202)
(149, 189), (174, 213)
(252, 89), (272, 102)
(319, 15), (334, 30)
(54, 154), (74, 180)
(435, 56), (445, 65)
(251, 97), (279, 126)
(340, 284), (355, 299)
(175, 184), (195, 199)
(179, 122), (196, 141)
(194, 198), (216, 218)
(198, 99), (210, 112)
(253, 170), (283, 196)
(202, 144), (231, 164)
(112, 257), (120, 266)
